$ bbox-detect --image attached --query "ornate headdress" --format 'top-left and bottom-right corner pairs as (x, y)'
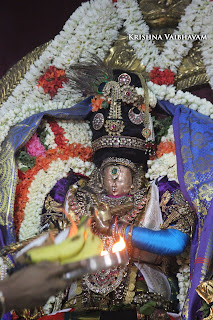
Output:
(101, 157), (137, 173)
(68, 58), (156, 167)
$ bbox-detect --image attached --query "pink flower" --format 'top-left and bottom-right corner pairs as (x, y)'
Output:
(25, 133), (46, 157)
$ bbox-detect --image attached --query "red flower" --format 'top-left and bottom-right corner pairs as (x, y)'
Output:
(18, 169), (25, 180)
(149, 67), (175, 85)
(37, 66), (68, 98)
(48, 120), (68, 147)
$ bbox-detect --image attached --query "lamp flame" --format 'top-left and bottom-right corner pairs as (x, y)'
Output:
(100, 250), (108, 256)
(101, 237), (126, 256)
(112, 236), (125, 253)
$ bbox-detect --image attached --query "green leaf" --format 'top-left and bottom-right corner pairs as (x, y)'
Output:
(139, 301), (156, 316)
(20, 167), (29, 172)
(152, 115), (173, 144)
(198, 301), (210, 317)
(102, 100), (109, 109)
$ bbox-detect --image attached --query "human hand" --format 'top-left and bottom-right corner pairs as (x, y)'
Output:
(0, 261), (84, 312)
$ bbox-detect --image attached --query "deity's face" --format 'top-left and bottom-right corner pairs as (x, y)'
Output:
(103, 165), (133, 196)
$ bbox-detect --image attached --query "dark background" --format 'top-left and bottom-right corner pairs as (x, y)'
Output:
(0, 0), (85, 78)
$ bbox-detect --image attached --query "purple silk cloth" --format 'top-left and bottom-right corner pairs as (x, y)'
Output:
(158, 176), (179, 195)
(157, 176), (179, 221)
(2, 313), (12, 320)
(40, 170), (87, 227)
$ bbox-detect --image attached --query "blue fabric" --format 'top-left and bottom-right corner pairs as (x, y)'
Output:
(125, 226), (189, 255)
(158, 100), (213, 320)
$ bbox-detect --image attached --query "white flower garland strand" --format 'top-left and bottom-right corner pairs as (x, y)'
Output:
(161, 125), (174, 143)
(135, 87), (157, 108)
(200, 2), (213, 89)
(146, 152), (178, 182)
(146, 125), (178, 182)
(147, 82), (213, 118)
(0, 0), (122, 152)
(117, 0), (210, 73)
(19, 157), (94, 241)
(43, 119), (92, 149)
(176, 246), (191, 310)
(43, 120), (57, 149)
(57, 120), (92, 147)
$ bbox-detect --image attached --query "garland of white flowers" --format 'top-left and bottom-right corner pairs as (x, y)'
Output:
(147, 82), (213, 118)
(146, 125), (178, 182)
(57, 120), (92, 147)
(176, 246), (191, 310)
(0, 0), (122, 152)
(1, 0), (212, 314)
(0, 0), (212, 152)
(43, 120), (57, 149)
(19, 157), (94, 241)
(116, 0), (211, 73)
(43, 119), (92, 149)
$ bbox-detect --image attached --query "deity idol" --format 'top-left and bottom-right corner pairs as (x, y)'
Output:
(39, 66), (196, 320)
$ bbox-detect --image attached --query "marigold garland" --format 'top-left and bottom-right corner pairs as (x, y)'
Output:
(155, 140), (176, 158)
(14, 143), (92, 237)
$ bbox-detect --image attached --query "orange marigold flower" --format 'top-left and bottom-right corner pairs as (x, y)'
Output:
(14, 143), (93, 238)
(156, 140), (176, 158)
(37, 66), (68, 99)
(138, 104), (151, 112)
(91, 96), (104, 112)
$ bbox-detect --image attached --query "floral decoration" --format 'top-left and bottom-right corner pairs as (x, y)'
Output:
(146, 125), (178, 182)
(25, 133), (46, 157)
(0, 0), (122, 152)
(0, 0), (212, 152)
(15, 119), (94, 241)
(156, 140), (176, 159)
(176, 246), (191, 310)
(48, 120), (68, 146)
(0, 0), (212, 314)
(117, 0), (211, 73)
(91, 96), (104, 112)
(37, 66), (68, 98)
(149, 67), (175, 85)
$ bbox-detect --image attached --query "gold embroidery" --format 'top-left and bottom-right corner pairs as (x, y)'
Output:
(182, 297), (189, 319)
(184, 171), (199, 191)
(45, 195), (63, 214)
(194, 155), (213, 174)
(160, 190), (171, 213)
(181, 145), (194, 164)
(199, 182), (213, 202)
(160, 189), (196, 237)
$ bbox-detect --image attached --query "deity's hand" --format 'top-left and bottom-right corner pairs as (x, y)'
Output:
(90, 204), (112, 235)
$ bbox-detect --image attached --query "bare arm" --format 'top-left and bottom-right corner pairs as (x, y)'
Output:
(0, 261), (82, 312)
